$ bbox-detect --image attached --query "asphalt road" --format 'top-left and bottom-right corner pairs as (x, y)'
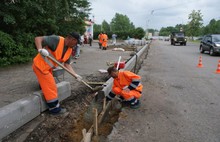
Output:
(107, 40), (220, 142)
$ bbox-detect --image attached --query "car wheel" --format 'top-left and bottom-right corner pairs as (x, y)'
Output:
(200, 46), (204, 53)
(209, 47), (215, 56)
(173, 42), (176, 46)
(184, 43), (186, 46)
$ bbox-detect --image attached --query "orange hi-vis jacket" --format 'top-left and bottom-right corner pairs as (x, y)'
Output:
(33, 36), (72, 104)
(98, 34), (103, 44)
(33, 37), (72, 74)
(102, 34), (108, 48)
(112, 71), (143, 100)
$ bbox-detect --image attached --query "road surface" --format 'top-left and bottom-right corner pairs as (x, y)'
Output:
(107, 40), (220, 142)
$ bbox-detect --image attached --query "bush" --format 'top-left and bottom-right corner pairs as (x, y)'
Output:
(0, 31), (16, 66)
(0, 31), (36, 67)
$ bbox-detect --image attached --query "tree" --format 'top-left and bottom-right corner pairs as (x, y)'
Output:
(110, 13), (135, 32)
(132, 27), (145, 39)
(93, 24), (101, 32)
(204, 19), (220, 34)
(0, 0), (91, 66)
(187, 10), (203, 39)
(102, 20), (110, 32)
(159, 26), (177, 36)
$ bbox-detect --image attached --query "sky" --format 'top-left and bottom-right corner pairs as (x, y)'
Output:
(88, 0), (220, 30)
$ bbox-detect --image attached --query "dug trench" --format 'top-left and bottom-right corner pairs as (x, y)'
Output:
(2, 74), (121, 142)
(2, 45), (149, 142)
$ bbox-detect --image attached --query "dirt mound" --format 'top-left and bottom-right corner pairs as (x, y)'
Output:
(2, 73), (120, 142)
(108, 44), (138, 51)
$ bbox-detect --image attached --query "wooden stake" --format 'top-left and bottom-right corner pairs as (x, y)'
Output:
(86, 81), (106, 85)
(81, 98), (117, 142)
(103, 98), (106, 110)
(81, 129), (92, 142)
(93, 108), (98, 136)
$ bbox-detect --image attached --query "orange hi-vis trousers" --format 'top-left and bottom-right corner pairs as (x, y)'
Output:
(112, 87), (141, 101)
(32, 64), (58, 104)
(102, 41), (107, 48)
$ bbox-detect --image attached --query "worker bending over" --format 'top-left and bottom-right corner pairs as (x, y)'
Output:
(32, 32), (82, 115)
(106, 66), (143, 109)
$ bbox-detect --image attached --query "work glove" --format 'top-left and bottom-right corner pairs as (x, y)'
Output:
(75, 74), (82, 82)
(123, 86), (130, 93)
(38, 49), (49, 57)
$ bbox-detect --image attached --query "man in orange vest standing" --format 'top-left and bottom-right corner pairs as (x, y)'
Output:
(102, 32), (108, 50)
(106, 66), (143, 109)
(32, 32), (82, 115)
(98, 32), (103, 49)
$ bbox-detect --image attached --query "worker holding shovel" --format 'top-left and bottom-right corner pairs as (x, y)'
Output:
(106, 66), (143, 109)
(32, 32), (82, 115)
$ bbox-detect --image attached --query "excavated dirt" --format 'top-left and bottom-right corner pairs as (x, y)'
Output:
(2, 73), (120, 142)
(2, 43), (148, 142)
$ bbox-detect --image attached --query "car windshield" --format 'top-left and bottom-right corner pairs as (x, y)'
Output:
(212, 35), (220, 42)
(175, 33), (184, 37)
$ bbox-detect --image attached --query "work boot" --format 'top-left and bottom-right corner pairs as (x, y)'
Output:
(49, 108), (67, 115)
(130, 100), (141, 109)
(121, 101), (130, 108)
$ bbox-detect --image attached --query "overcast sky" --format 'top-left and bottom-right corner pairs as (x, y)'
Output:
(88, 0), (220, 30)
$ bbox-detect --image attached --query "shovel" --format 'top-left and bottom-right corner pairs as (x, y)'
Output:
(47, 55), (103, 92)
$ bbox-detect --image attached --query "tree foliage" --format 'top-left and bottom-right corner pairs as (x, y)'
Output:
(187, 10), (203, 37)
(102, 20), (110, 32)
(0, 0), (90, 66)
(159, 10), (220, 37)
(133, 27), (145, 39)
(110, 13), (135, 32)
(93, 13), (144, 40)
(202, 19), (220, 35)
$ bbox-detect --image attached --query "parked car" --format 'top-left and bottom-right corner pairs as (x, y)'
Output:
(200, 34), (220, 56)
(164, 37), (170, 41)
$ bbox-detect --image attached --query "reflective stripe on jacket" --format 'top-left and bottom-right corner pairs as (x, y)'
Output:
(113, 71), (143, 92)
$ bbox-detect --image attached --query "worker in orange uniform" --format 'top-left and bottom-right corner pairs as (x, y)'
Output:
(98, 32), (103, 49)
(102, 32), (108, 50)
(106, 66), (143, 109)
(32, 32), (82, 115)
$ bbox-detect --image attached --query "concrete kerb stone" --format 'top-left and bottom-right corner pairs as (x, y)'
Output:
(0, 81), (71, 140)
(0, 95), (40, 140)
(33, 81), (71, 112)
(0, 43), (149, 140)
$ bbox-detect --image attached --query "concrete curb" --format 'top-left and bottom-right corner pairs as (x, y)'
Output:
(0, 81), (71, 140)
(0, 43), (149, 140)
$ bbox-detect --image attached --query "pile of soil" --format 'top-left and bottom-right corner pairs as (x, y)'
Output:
(2, 73), (121, 142)
(2, 44), (149, 142)
(108, 44), (138, 51)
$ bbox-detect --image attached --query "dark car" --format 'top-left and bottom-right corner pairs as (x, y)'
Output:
(170, 32), (187, 46)
(200, 34), (220, 56)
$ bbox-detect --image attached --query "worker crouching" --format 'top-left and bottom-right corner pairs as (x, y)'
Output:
(106, 66), (143, 109)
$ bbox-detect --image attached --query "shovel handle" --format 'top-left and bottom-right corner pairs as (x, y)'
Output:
(47, 55), (94, 90)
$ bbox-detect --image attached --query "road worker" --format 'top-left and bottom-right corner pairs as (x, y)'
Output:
(98, 32), (103, 49)
(106, 66), (142, 109)
(112, 33), (117, 45)
(102, 32), (108, 50)
(32, 32), (82, 115)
